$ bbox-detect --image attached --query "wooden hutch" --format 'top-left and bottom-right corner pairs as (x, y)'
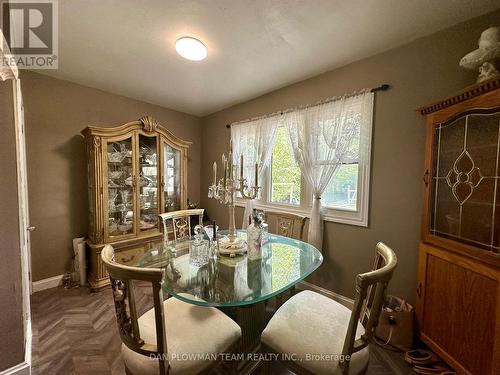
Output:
(81, 116), (191, 289)
(417, 78), (500, 374)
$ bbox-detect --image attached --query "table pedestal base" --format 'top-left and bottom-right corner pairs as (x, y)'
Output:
(219, 301), (272, 374)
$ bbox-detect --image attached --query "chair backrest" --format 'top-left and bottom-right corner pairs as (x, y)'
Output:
(101, 245), (168, 375)
(261, 210), (306, 241)
(158, 208), (204, 242)
(341, 242), (397, 372)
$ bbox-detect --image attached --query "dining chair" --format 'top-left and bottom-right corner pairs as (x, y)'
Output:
(259, 209), (307, 303)
(260, 210), (306, 241)
(261, 242), (397, 375)
(158, 208), (204, 242)
(101, 244), (241, 375)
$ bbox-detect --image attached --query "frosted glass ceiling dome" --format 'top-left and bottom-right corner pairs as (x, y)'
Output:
(175, 37), (208, 61)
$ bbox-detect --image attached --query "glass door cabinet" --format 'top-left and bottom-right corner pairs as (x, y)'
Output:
(105, 136), (136, 240)
(162, 142), (182, 212)
(429, 111), (500, 253)
(416, 79), (500, 375)
(81, 116), (190, 289)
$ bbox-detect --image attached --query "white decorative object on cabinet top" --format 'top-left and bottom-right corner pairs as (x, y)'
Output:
(460, 26), (500, 82)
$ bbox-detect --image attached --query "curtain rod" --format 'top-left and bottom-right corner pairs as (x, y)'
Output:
(225, 83), (390, 128)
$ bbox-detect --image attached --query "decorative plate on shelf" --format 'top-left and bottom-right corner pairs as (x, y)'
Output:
(108, 152), (125, 163)
(124, 176), (153, 187)
(140, 221), (156, 230)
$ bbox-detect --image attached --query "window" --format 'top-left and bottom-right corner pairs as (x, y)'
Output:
(270, 126), (301, 205)
(322, 163), (358, 211)
(233, 92), (373, 227)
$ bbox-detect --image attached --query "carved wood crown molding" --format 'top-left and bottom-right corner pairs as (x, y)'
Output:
(140, 116), (159, 133)
(80, 116), (192, 148)
(418, 76), (500, 115)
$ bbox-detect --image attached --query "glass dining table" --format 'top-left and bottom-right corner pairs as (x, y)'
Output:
(129, 230), (322, 372)
(135, 230), (323, 307)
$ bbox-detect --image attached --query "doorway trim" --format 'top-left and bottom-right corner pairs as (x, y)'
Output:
(12, 78), (32, 369)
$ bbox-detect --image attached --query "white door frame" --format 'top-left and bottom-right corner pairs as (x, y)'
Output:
(0, 29), (31, 375)
(13, 77), (32, 363)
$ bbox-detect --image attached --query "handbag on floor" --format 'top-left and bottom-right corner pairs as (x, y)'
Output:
(374, 295), (414, 351)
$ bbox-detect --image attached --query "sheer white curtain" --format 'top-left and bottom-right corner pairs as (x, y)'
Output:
(283, 90), (374, 250)
(231, 116), (279, 228)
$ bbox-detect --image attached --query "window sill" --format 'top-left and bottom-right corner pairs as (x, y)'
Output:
(322, 212), (368, 227)
(234, 200), (368, 227)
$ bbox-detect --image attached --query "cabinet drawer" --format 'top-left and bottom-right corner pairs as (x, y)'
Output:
(114, 246), (147, 266)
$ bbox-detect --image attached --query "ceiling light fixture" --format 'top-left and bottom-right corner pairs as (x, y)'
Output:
(175, 37), (207, 61)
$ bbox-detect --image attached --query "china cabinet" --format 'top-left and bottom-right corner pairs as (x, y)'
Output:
(81, 116), (191, 289)
(417, 78), (500, 375)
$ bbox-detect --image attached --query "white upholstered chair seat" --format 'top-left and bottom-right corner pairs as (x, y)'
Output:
(122, 295), (241, 375)
(261, 290), (369, 375)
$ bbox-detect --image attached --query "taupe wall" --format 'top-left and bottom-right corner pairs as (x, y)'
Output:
(200, 10), (500, 303)
(21, 72), (202, 281)
(0, 81), (24, 370)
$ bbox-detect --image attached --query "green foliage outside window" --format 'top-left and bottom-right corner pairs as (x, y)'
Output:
(270, 126), (358, 210)
(271, 127), (301, 205)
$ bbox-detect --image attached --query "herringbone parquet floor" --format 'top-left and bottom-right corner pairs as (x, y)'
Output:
(31, 286), (412, 375)
(31, 287), (134, 375)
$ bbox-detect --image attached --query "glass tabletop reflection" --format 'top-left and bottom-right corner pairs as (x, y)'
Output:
(136, 230), (323, 307)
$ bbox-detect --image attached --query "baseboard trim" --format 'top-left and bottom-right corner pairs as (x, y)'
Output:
(32, 274), (64, 293)
(297, 281), (355, 310)
(0, 362), (29, 375)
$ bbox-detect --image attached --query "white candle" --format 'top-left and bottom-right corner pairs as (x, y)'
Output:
(222, 154), (227, 186)
(212, 161), (217, 186)
(233, 165), (238, 180)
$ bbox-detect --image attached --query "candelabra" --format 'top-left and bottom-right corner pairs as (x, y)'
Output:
(208, 144), (260, 255)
